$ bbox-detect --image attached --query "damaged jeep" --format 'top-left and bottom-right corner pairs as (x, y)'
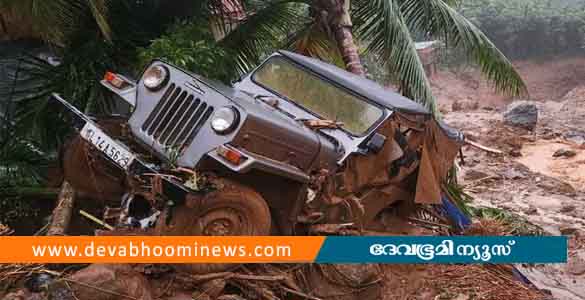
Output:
(53, 50), (464, 264)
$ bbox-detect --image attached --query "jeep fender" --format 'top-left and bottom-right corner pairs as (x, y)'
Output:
(100, 74), (137, 107)
(206, 146), (310, 183)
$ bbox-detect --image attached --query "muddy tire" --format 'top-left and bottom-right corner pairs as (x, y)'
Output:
(155, 179), (271, 274)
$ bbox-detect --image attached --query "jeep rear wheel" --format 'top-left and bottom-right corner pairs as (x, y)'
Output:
(155, 180), (271, 274)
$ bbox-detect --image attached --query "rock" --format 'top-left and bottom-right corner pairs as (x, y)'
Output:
(524, 205), (538, 215)
(453, 294), (470, 300)
(560, 226), (579, 235)
(503, 101), (538, 130)
(564, 130), (585, 146)
(452, 100), (463, 112)
(559, 204), (576, 213)
(509, 149), (522, 157)
(1, 290), (33, 300)
(537, 176), (576, 196)
(25, 273), (54, 292)
(552, 148), (577, 158)
(566, 256), (585, 275)
(464, 169), (490, 181)
(502, 168), (526, 180)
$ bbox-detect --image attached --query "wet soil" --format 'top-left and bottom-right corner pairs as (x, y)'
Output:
(5, 57), (585, 300)
(439, 72), (585, 299)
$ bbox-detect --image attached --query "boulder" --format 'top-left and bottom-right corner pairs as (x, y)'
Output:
(503, 101), (538, 130)
(564, 130), (585, 146)
(552, 148), (577, 158)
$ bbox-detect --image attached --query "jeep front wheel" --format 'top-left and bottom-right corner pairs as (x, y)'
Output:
(155, 179), (271, 274)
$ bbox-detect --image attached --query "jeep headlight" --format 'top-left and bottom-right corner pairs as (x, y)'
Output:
(143, 65), (169, 91)
(211, 107), (239, 134)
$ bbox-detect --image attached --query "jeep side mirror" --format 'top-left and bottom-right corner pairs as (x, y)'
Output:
(365, 133), (386, 154)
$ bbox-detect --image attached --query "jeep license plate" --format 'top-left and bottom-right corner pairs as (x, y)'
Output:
(80, 122), (135, 170)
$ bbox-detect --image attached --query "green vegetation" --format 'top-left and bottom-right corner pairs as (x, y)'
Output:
(138, 21), (236, 83)
(470, 206), (545, 236)
(0, 0), (528, 227)
(459, 0), (585, 60)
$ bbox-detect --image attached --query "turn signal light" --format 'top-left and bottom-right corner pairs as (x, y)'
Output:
(217, 145), (244, 165)
(103, 71), (127, 89)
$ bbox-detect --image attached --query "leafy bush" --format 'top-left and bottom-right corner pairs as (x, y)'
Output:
(138, 21), (236, 83)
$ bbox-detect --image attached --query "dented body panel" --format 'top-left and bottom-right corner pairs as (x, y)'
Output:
(55, 50), (464, 237)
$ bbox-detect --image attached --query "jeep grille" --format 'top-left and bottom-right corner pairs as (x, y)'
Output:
(141, 83), (214, 149)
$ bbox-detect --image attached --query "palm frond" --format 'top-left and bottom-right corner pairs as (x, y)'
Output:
(400, 0), (527, 97)
(286, 23), (345, 67)
(220, 0), (309, 75)
(0, 0), (111, 43)
(86, 0), (111, 41)
(0, 134), (52, 187)
(353, 0), (438, 114)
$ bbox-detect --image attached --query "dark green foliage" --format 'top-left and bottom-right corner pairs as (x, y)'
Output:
(0, 0), (528, 230)
(0, 0), (111, 44)
(352, 0), (528, 115)
(1, 1), (166, 151)
(469, 206), (545, 236)
(138, 21), (237, 83)
(0, 1), (167, 226)
(219, 0), (308, 75)
(459, 0), (585, 60)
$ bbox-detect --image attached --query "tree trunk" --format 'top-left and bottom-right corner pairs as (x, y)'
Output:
(333, 25), (365, 76)
(319, 0), (365, 76)
(47, 181), (76, 236)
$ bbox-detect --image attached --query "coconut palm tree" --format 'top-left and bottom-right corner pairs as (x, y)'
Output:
(0, 0), (525, 182)
(0, 0), (519, 229)
(213, 0), (527, 115)
(0, 0), (110, 43)
(1, 0), (527, 115)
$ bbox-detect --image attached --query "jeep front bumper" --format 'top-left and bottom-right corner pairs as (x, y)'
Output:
(50, 93), (192, 205)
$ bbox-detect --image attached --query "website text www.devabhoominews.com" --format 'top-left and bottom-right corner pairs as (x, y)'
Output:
(0, 236), (568, 264)
(31, 241), (292, 259)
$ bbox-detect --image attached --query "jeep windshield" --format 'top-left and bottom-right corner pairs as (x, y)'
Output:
(252, 56), (384, 135)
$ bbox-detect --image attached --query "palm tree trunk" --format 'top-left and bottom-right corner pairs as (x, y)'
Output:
(319, 0), (365, 76)
(333, 25), (365, 76)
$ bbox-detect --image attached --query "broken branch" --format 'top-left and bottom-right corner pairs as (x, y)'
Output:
(79, 210), (114, 231)
(465, 139), (503, 155)
(47, 181), (76, 236)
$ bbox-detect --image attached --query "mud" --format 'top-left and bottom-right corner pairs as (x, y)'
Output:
(441, 76), (585, 300)
(433, 56), (585, 112)
(6, 57), (585, 300)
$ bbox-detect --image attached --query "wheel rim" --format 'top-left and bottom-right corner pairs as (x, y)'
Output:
(200, 208), (249, 236)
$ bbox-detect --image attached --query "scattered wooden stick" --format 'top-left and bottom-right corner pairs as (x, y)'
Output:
(465, 139), (503, 155)
(178, 271), (288, 285)
(0, 223), (13, 236)
(79, 210), (114, 230)
(281, 286), (323, 300)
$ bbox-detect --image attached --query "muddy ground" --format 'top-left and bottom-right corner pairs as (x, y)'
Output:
(3, 58), (585, 300)
(434, 57), (585, 300)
